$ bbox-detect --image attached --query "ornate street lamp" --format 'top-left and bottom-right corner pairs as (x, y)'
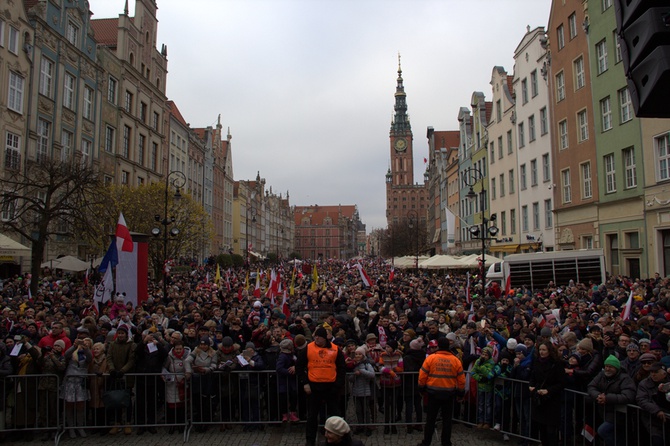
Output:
(463, 166), (499, 286)
(152, 170), (186, 300)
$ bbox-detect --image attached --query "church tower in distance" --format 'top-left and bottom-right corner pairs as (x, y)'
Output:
(385, 56), (427, 228)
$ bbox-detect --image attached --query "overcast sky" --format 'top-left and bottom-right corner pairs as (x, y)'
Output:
(90, 0), (551, 233)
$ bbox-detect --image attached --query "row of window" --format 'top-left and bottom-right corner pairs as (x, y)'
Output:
(559, 144), (639, 204)
(0, 19), (20, 55)
(460, 200), (553, 242)
(103, 125), (158, 170)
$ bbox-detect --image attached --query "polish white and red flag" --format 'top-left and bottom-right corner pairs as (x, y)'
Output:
(622, 289), (634, 320)
(253, 270), (261, 298)
(280, 288), (291, 319)
(116, 212), (134, 252)
(355, 263), (372, 288)
(389, 266), (395, 283)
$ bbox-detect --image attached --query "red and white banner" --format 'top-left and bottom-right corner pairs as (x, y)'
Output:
(116, 213), (134, 253)
(116, 241), (148, 308)
(355, 263), (372, 287)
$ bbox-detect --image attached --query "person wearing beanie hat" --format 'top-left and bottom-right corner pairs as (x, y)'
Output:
(277, 337), (299, 423)
(379, 336), (403, 433)
(349, 346), (375, 436)
(621, 342), (641, 377)
(418, 327), (465, 446)
(577, 337), (594, 354)
(472, 345), (495, 429)
(586, 354), (636, 445)
(323, 415), (363, 445)
(296, 314), (346, 446)
(294, 334), (307, 350)
(506, 338), (518, 351)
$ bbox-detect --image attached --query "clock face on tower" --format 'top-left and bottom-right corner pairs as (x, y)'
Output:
(394, 137), (407, 152)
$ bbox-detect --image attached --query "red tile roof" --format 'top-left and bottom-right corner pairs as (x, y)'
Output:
(433, 130), (460, 150)
(167, 101), (188, 127)
(485, 101), (493, 125)
(507, 75), (514, 96)
(90, 18), (119, 47)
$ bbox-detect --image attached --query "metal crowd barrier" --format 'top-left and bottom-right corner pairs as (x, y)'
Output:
(1, 370), (668, 445)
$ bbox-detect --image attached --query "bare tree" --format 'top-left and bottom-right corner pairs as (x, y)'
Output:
(381, 220), (429, 258)
(0, 159), (102, 294)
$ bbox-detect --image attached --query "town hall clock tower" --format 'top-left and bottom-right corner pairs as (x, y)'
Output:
(385, 56), (427, 228)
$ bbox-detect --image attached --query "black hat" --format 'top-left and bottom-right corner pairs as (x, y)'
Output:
(437, 337), (450, 351)
(221, 336), (233, 347)
(314, 326), (328, 338)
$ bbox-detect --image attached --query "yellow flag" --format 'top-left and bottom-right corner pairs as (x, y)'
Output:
(215, 264), (221, 283)
(290, 265), (296, 296)
(311, 264), (319, 291)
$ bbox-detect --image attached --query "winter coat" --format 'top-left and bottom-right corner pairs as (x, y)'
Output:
(135, 340), (169, 373)
(276, 351), (298, 393)
(378, 350), (403, 387)
(471, 357), (495, 392)
(38, 350), (66, 392)
(163, 347), (192, 405)
(349, 360), (375, 397)
(586, 369), (636, 423)
(403, 348), (425, 392)
(106, 338), (136, 387)
(636, 375), (670, 438)
(188, 345), (218, 396)
(529, 357), (566, 426)
(573, 352), (602, 391)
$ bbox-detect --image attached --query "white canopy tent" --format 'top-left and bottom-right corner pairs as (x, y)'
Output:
(459, 253), (504, 267)
(0, 234), (31, 256)
(419, 255), (469, 270)
(391, 256), (430, 268)
(41, 255), (90, 272)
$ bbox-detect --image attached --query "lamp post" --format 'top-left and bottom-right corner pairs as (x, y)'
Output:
(152, 170), (186, 300)
(245, 203), (256, 268)
(463, 166), (499, 286)
(406, 210), (419, 270)
(276, 226), (284, 262)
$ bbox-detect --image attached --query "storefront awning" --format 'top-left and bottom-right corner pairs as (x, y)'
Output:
(0, 234), (31, 256)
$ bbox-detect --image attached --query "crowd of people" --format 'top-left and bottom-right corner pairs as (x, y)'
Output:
(0, 259), (669, 446)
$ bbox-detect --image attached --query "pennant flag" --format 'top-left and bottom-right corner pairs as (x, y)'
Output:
(94, 267), (114, 305)
(389, 266), (394, 283)
(581, 424), (595, 442)
(215, 264), (221, 283)
(253, 271), (261, 298)
(205, 272), (210, 283)
(466, 272), (471, 304)
(84, 268), (89, 286)
(289, 264), (296, 296)
(355, 263), (372, 287)
(622, 289), (634, 320)
(504, 273), (512, 297)
(281, 289), (291, 319)
(311, 264), (319, 291)
(116, 212), (134, 253)
(99, 239), (119, 273)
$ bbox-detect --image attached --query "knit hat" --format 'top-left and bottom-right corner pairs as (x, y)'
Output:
(446, 332), (457, 342)
(54, 340), (66, 349)
(626, 343), (640, 352)
(279, 339), (294, 353)
(604, 355), (620, 369)
(244, 342), (256, 350)
(506, 338), (518, 350)
(638, 338), (651, 345)
(386, 338), (398, 350)
(221, 336), (234, 347)
(540, 327), (552, 338)
(294, 334), (307, 348)
(355, 346), (367, 356)
(409, 338), (425, 350)
(481, 346), (493, 357)
(577, 338), (594, 353)
(438, 337), (450, 351)
(403, 329), (416, 338)
(515, 344), (528, 355)
(324, 416), (350, 436)
(314, 326), (328, 339)
(650, 340), (663, 350)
